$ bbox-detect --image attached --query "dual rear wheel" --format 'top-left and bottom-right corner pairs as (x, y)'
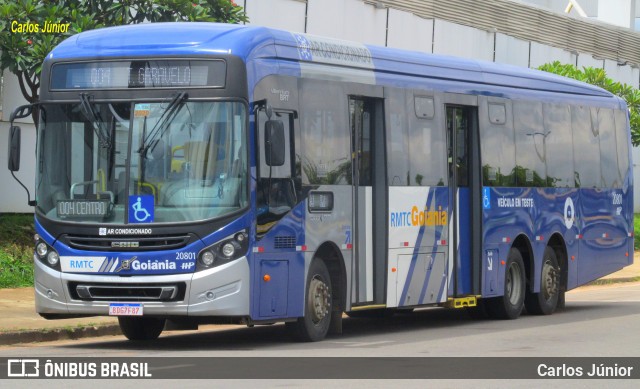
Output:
(525, 246), (562, 315)
(484, 246), (561, 320)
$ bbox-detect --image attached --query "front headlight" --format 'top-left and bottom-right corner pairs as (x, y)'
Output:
(34, 239), (60, 270)
(47, 251), (60, 266)
(201, 251), (215, 267)
(36, 242), (48, 257)
(197, 230), (248, 271)
(222, 242), (236, 258)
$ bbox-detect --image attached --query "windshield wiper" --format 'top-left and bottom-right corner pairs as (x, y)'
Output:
(79, 93), (112, 148)
(138, 91), (188, 158)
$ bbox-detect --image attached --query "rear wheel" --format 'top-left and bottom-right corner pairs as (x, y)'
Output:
(525, 246), (560, 315)
(118, 317), (165, 341)
(486, 248), (525, 320)
(287, 259), (332, 342)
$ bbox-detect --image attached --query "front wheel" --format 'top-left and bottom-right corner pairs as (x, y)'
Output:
(287, 259), (332, 342)
(486, 248), (526, 320)
(525, 246), (561, 315)
(118, 317), (165, 341)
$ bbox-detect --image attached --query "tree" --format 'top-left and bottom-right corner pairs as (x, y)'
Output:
(538, 61), (640, 146)
(0, 0), (248, 122)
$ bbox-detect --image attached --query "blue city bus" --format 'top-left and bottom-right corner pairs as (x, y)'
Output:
(7, 22), (633, 341)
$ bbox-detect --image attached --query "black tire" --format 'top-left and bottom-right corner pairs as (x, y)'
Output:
(287, 259), (332, 342)
(486, 248), (526, 320)
(525, 246), (560, 315)
(118, 317), (165, 341)
(556, 289), (566, 310)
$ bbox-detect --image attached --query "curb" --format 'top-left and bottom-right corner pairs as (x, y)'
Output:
(0, 324), (121, 346)
(586, 276), (640, 286)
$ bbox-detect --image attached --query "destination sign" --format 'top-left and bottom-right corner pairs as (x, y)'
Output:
(57, 200), (112, 219)
(50, 60), (226, 90)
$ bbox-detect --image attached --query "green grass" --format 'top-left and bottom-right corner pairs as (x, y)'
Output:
(0, 214), (34, 288)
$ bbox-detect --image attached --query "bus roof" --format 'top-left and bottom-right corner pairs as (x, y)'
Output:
(48, 22), (613, 99)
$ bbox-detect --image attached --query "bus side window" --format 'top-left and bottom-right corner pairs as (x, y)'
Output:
(514, 101), (546, 187)
(480, 99), (516, 187)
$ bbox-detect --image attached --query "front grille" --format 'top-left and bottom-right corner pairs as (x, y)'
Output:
(61, 233), (194, 252)
(274, 236), (296, 249)
(68, 282), (186, 302)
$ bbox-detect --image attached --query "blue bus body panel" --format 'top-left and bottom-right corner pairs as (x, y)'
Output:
(482, 186), (631, 295)
(457, 188), (472, 296)
(250, 201), (307, 320)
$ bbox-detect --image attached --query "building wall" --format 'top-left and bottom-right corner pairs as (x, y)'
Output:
(2, 0), (640, 212)
(1, 69), (36, 213)
(0, 120), (37, 213)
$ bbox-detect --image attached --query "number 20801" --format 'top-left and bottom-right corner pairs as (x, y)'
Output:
(176, 252), (196, 260)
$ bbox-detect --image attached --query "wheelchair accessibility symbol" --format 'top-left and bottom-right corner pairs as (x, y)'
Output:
(129, 195), (154, 223)
(482, 187), (491, 209)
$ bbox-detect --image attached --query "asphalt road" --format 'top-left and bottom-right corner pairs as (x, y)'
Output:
(1, 282), (639, 387)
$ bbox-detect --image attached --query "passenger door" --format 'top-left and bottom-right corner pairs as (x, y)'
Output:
(349, 96), (387, 306)
(445, 96), (481, 296)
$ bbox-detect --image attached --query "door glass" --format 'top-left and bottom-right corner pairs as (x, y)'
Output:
(349, 99), (372, 187)
(447, 107), (469, 187)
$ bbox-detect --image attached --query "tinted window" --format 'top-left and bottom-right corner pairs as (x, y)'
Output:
(386, 89), (410, 185)
(299, 79), (350, 185)
(385, 90), (446, 186)
(543, 103), (574, 187)
(572, 105), (600, 188)
(514, 101), (546, 187)
(479, 98), (516, 186)
(596, 108), (620, 188)
(614, 109), (631, 184)
(257, 111), (297, 236)
(408, 92), (447, 186)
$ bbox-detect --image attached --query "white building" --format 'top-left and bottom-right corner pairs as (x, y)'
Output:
(2, 0), (640, 212)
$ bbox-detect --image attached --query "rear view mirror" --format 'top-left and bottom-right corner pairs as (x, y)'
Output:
(8, 126), (21, 172)
(265, 120), (285, 166)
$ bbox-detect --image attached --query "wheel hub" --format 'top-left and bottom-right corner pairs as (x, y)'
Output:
(542, 260), (559, 301)
(308, 276), (330, 324)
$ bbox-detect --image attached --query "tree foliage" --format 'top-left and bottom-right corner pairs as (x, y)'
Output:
(538, 61), (640, 146)
(0, 0), (248, 115)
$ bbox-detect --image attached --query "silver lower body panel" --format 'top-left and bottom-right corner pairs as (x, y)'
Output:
(34, 255), (250, 317)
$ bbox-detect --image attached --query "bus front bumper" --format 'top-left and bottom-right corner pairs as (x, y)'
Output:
(33, 255), (251, 318)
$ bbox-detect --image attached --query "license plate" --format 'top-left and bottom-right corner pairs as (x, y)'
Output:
(109, 303), (143, 316)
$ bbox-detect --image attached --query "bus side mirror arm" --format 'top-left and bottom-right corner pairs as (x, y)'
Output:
(7, 104), (37, 207)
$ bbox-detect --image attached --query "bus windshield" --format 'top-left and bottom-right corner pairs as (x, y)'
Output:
(36, 99), (247, 224)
